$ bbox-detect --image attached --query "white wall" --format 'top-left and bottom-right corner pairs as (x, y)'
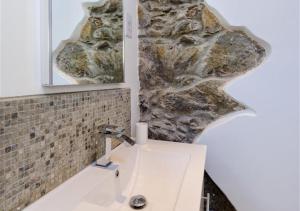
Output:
(199, 0), (299, 211)
(0, 0), (140, 135)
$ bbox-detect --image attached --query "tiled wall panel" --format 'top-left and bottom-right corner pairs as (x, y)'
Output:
(0, 89), (130, 211)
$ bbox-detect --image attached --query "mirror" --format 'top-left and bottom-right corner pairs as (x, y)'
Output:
(43, 0), (124, 86)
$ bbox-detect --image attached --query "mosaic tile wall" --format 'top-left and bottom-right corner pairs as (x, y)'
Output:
(0, 88), (131, 211)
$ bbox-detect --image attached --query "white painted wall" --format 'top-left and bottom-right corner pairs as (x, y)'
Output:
(199, 0), (299, 211)
(0, 0), (139, 134)
(1, 0), (299, 210)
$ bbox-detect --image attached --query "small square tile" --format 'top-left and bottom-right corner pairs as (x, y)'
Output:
(0, 89), (131, 210)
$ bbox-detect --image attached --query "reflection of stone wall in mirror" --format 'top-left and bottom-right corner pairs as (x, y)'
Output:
(52, 0), (124, 85)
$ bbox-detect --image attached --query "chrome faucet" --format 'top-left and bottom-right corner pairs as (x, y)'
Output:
(96, 125), (135, 167)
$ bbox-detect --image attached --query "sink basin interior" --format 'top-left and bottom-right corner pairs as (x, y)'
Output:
(81, 145), (191, 211)
(129, 149), (190, 211)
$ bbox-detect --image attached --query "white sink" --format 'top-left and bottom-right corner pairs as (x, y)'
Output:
(24, 140), (207, 211)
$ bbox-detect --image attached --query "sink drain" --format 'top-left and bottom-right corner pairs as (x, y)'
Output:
(129, 195), (147, 209)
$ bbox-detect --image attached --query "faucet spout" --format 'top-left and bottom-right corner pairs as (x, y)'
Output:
(120, 134), (135, 146)
(96, 125), (135, 167)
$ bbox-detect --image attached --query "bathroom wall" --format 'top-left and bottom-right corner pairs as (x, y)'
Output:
(138, 0), (266, 144)
(0, 0), (139, 134)
(1, 0), (299, 211)
(0, 1), (137, 210)
(138, 1), (299, 211)
(199, 0), (299, 211)
(0, 89), (131, 211)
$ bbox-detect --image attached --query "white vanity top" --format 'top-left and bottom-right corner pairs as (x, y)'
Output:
(24, 140), (207, 211)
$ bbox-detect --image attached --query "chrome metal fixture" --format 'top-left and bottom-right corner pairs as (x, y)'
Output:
(129, 195), (147, 209)
(96, 125), (135, 167)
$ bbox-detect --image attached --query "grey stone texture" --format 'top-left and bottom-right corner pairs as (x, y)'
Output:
(55, 0), (124, 84)
(0, 89), (130, 211)
(139, 0), (266, 143)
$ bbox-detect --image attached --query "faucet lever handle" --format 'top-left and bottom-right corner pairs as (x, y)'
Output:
(99, 124), (125, 136)
(106, 126), (125, 134)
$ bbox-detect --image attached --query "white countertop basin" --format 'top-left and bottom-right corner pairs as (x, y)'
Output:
(24, 140), (207, 211)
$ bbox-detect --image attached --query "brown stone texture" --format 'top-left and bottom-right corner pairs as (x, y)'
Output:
(55, 0), (124, 84)
(139, 0), (266, 143)
(0, 89), (130, 211)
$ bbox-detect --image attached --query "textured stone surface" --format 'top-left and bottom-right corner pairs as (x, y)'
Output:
(0, 89), (130, 211)
(139, 0), (266, 143)
(55, 0), (124, 84)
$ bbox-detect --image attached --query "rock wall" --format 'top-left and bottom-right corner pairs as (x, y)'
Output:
(138, 0), (267, 143)
(55, 0), (124, 84)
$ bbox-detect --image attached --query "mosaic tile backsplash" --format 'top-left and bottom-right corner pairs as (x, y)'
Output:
(0, 89), (131, 211)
